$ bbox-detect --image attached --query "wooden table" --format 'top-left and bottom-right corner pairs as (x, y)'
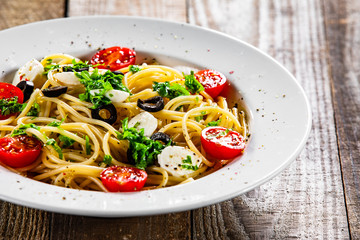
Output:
(0, 0), (358, 239)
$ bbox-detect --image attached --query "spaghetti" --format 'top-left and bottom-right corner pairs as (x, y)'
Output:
(0, 49), (248, 192)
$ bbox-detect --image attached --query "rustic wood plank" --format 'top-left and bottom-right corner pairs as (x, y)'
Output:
(323, 0), (360, 238)
(50, 212), (191, 240)
(68, 0), (187, 22)
(0, 1), (65, 239)
(45, 1), (191, 240)
(0, 0), (65, 30)
(189, 0), (349, 239)
(0, 202), (50, 240)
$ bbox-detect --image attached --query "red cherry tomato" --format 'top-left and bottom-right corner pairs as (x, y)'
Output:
(201, 127), (245, 160)
(91, 46), (136, 71)
(0, 83), (24, 120)
(0, 135), (42, 168)
(100, 166), (147, 192)
(194, 69), (227, 98)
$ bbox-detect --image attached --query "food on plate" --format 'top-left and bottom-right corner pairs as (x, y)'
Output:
(0, 46), (249, 192)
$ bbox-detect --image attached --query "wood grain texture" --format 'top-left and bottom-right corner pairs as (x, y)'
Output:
(0, 0), (65, 30)
(0, 202), (49, 240)
(68, 0), (187, 22)
(50, 212), (191, 240)
(189, 0), (349, 239)
(323, 0), (360, 238)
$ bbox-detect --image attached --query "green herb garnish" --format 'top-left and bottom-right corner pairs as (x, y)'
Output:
(43, 59), (60, 75)
(0, 97), (23, 117)
(103, 155), (113, 165)
(206, 119), (221, 127)
(117, 118), (171, 170)
(129, 65), (142, 73)
(181, 155), (199, 171)
(25, 102), (40, 117)
(195, 111), (207, 122)
(59, 135), (75, 148)
(11, 123), (40, 137)
(184, 71), (204, 94)
(182, 155), (192, 164)
(153, 81), (190, 99)
(47, 117), (66, 127)
(63, 59), (91, 72)
(46, 138), (63, 159)
(76, 69), (130, 109)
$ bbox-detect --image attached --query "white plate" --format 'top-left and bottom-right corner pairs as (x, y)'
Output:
(0, 16), (311, 217)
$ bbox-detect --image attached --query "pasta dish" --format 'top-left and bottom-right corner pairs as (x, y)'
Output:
(0, 46), (249, 192)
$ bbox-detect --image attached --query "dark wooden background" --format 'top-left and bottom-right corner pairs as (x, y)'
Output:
(0, 0), (359, 239)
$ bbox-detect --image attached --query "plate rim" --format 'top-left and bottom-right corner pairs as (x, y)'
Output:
(0, 15), (312, 217)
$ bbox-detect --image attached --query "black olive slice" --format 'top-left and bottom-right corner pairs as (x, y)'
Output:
(137, 96), (164, 112)
(16, 81), (34, 102)
(150, 132), (171, 145)
(42, 86), (68, 97)
(91, 104), (117, 125)
(112, 71), (124, 76)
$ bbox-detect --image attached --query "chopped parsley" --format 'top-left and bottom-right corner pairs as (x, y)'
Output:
(46, 138), (63, 159)
(153, 81), (190, 99)
(76, 69), (130, 109)
(153, 72), (204, 99)
(117, 118), (171, 170)
(25, 102), (40, 117)
(59, 135), (75, 148)
(0, 97), (23, 117)
(195, 111), (207, 122)
(63, 59), (91, 72)
(103, 155), (113, 165)
(47, 117), (66, 127)
(184, 71), (204, 94)
(181, 155), (199, 171)
(129, 65), (142, 73)
(43, 59), (60, 75)
(11, 123), (40, 137)
(0, 95), (41, 119)
(206, 119), (221, 127)
(182, 155), (192, 164)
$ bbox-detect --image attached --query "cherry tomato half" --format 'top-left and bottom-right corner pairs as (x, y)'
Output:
(100, 166), (147, 192)
(201, 127), (245, 160)
(91, 46), (136, 71)
(0, 135), (42, 168)
(0, 83), (24, 120)
(194, 69), (227, 98)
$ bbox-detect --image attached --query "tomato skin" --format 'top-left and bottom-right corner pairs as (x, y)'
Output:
(0, 135), (42, 168)
(91, 46), (136, 71)
(201, 127), (245, 160)
(100, 166), (147, 192)
(0, 83), (24, 120)
(194, 69), (227, 98)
